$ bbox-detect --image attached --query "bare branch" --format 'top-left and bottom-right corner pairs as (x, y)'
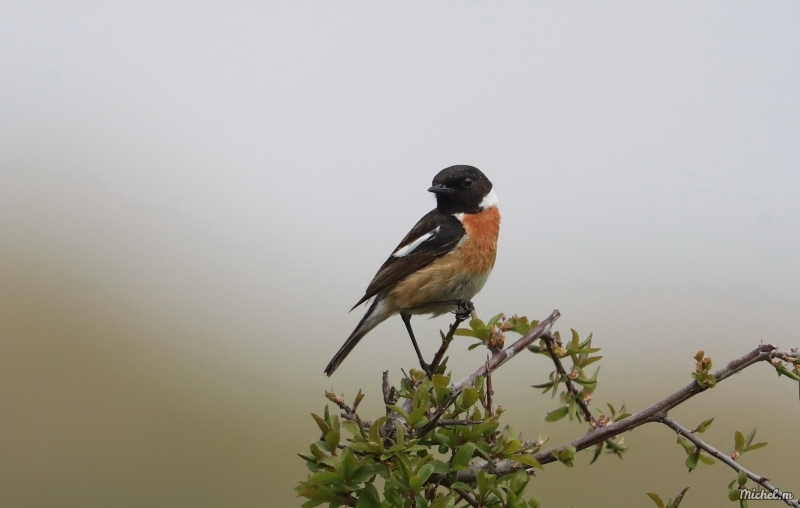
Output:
(659, 416), (800, 508)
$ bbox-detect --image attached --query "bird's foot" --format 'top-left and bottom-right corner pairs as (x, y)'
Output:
(453, 300), (475, 320)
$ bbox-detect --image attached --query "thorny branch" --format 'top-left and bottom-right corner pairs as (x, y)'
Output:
(448, 342), (798, 503)
(330, 309), (799, 504)
(414, 309), (561, 438)
(659, 416), (800, 508)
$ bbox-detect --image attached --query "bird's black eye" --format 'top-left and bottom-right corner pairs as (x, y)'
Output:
(462, 178), (473, 188)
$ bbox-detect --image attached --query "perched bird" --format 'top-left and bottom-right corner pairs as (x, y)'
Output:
(324, 165), (500, 376)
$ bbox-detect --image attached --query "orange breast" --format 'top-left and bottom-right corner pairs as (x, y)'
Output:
(458, 205), (501, 274)
(385, 205), (501, 312)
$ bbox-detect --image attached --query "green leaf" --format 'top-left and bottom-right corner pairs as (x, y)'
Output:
(693, 417), (714, 433)
(450, 481), (474, 492)
(743, 442), (767, 452)
(353, 390), (365, 412)
(614, 413), (631, 422)
(452, 442), (476, 471)
(324, 430), (340, 453)
(341, 421), (363, 439)
(545, 406), (569, 422)
(311, 413), (331, 435)
(676, 436), (694, 453)
(386, 405), (410, 421)
(476, 469), (495, 498)
(351, 462), (386, 485)
(734, 431), (745, 452)
(581, 356), (603, 368)
(646, 493), (666, 508)
(432, 374), (450, 389)
(428, 459), (450, 474)
(685, 450), (700, 472)
(508, 454), (543, 469)
(697, 453), (715, 465)
(429, 495), (456, 508)
(460, 387), (480, 409)
(469, 317), (487, 330)
(454, 328), (477, 337)
(487, 312), (504, 328)
(670, 487), (690, 508)
(355, 483), (381, 508)
(508, 470), (529, 496)
(775, 364), (800, 381)
(744, 428), (757, 448)
(308, 470), (344, 486)
(590, 443), (602, 464)
(553, 445), (576, 467)
(738, 469), (747, 486)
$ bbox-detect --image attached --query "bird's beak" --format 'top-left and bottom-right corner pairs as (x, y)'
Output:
(428, 184), (452, 194)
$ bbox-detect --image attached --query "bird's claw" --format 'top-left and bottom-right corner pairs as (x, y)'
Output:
(453, 300), (474, 320)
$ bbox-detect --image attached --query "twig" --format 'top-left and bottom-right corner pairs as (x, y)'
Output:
(445, 344), (798, 488)
(416, 310), (562, 438)
(437, 419), (484, 426)
(454, 488), (480, 508)
(541, 333), (598, 427)
(485, 358), (494, 418)
(325, 390), (355, 415)
(485, 358), (495, 444)
(453, 309), (561, 392)
(659, 416), (800, 508)
(429, 314), (469, 373)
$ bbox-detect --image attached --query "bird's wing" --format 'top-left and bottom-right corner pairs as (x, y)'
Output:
(351, 210), (465, 309)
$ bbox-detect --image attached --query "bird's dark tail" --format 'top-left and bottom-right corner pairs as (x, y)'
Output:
(325, 297), (392, 376)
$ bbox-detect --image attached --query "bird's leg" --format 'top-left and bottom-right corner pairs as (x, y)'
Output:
(400, 313), (432, 377)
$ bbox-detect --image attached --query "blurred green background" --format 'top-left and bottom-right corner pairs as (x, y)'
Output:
(1, 2), (799, 507)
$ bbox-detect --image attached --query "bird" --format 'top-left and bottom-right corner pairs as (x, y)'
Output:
(324, 165), (500, 376)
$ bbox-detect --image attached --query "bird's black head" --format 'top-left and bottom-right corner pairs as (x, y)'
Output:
(428, 165), (496, 215)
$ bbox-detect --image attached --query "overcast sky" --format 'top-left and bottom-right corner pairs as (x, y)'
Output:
(1, 2), (798, 507)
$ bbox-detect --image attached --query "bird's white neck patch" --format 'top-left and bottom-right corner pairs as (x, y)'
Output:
(480, 189), (499, 210)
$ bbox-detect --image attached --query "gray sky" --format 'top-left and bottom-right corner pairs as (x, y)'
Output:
(1, 2), (799, 507)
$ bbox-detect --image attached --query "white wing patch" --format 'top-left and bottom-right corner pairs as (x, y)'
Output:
(480, 188), (499, 210)
(393, 226), (440, 257)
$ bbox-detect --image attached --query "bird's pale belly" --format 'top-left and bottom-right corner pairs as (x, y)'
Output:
(385, 241), (496, 315)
